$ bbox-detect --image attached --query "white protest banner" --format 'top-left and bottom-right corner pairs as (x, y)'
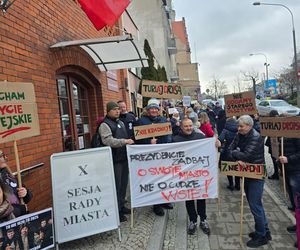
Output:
(51, 148), (119, 244)
(0, 208), (54, 250)
(127, 138), (218, 208)
(168, 107), (178, 115)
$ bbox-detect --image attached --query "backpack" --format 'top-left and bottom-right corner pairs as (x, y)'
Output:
(91, 125), (104, 148)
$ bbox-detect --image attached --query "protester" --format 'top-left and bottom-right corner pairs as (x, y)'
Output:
(172, 118), (210, 235)
(218, 117), (240, 191)
(170, 109), (181, 136)
(227, 115), (271, 248)
(118, 100), (137, 139)
(213, 101), (223, 117)
(0, 182), (14, 223)
(277, 132), (300, 249)
(265, 110), (280, 180)
(99, 102), (134, 222)
(199, 112), (214, 137)
(0, 150), (32, 217)
(136, 98), (172, 216)
(216, 109), (226, 135)
(205, 104), (216, 129)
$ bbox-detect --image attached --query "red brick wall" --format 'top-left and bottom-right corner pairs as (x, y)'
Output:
(0, 0), (129, 211)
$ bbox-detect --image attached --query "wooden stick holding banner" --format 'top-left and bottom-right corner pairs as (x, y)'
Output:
(219, 161), (267, 247)
(240, 176), (245, 245)
(281, 137), (287, 198)
(13, 140), (23, 204)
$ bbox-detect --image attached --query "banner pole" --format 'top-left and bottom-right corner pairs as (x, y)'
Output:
(240, 176), (245, 246)
(131, 208), (134, 229)
(281, 137), (287, 198)
(13, 140), (24, 204)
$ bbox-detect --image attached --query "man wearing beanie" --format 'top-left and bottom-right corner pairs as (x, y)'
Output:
(99, 101), (134, 222)
(135, 98), (172, 216)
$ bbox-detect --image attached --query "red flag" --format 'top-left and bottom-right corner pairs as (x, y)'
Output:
(78, 0), (130, 30)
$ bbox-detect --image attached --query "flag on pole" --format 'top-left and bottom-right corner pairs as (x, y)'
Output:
(78, 0), (130, 30)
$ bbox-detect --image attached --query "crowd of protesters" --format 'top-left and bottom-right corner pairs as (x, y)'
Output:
(0, 96), (298, 249)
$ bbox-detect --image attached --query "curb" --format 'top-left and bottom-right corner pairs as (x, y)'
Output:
(264, 183), (295, 224)
(146, 210), (168, 250)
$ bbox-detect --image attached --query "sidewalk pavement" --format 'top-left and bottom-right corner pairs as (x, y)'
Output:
(59, 151), (297, 250)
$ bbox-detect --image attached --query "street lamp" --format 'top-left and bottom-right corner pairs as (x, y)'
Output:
(253, 2), (300, 106)
(249, 53), (270, 83)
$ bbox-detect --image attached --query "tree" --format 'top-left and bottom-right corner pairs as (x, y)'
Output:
(208, 76), (228, 99)
(278, 68), (297, 98)
(141, 39), (158, 80)
(242, 70), (259, 93)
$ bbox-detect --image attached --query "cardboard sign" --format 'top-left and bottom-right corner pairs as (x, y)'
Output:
(51, 148), (119, 244)
(127, 138), (218, 208)
(141, 80), (183, 99)
(220, 161), (267, 179)
(259, 116), (300, 138)
(0, 82), (40, 143)
(134, 122), (172, 140)
(183, 96), (191, 107)
(224, 91), (257, 117)
(136, 93), (143, 109)
(0, 208), (54, 250)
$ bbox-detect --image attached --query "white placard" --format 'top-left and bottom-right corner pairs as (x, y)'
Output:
(78, 136), (84, 149)
(51, 148), (119, 244)
(127, 138), (218, 208)
(168, 108), (178, 114)
(183, 96), (191, 107)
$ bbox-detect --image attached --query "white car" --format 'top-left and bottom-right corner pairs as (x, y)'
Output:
(257, 99), (300, 116)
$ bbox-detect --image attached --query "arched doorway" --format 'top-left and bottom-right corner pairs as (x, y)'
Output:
(56, 73), (98, 151)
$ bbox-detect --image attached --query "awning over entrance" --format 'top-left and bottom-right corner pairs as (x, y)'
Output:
(50, 35), (148, 71)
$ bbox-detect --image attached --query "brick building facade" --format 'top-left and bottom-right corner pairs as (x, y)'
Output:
(0, 0), (132, 211)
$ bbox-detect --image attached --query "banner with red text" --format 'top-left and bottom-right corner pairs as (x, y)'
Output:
(0, 82), (40, 143)
(224, 91), (257, 117)
(127, 138), (218, 208)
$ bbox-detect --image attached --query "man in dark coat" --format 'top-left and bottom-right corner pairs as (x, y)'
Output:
(172, 118), (211, 235)
(118, 100), (136, 139)
(136, 99), (172, 216)
(99, 102), (134, 222)
(278, 135), (300, 248)
(227, 115), (271, 248)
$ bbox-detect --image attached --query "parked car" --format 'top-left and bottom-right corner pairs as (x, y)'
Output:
(257, 99), (300, 116)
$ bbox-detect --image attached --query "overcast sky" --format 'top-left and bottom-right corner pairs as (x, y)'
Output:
(173, 0), (300, 93)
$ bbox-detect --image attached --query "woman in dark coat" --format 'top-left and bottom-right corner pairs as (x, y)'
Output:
(218, 117), (239, 190)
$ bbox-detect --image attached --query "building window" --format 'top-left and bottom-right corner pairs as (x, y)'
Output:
(57, 76), (91, 151)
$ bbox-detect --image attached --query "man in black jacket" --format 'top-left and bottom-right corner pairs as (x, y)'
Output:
(99, 102), (134, 222)
(118, 100), (136, 139)
(172, 118), (213, 235)
(278, 136), (300, 248)
(228, 115), (271, 248)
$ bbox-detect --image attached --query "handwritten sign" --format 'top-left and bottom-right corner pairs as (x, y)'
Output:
(51, 148), (119, 244)
(134, 122), (172, 140)
(136, 93), (143, 109)
(259, 116), (300, 138)
(220, 161), (267, 179)
(0, 208), (54, 250)
(127, 138), (218, 208)
(168, 108), (178, 115)
(0, 82), (40, 143)
(224, 91), (257, 117)
(141, 80), (183, 99)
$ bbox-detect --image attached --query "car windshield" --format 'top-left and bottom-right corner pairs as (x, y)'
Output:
(270, 100), (289, 107)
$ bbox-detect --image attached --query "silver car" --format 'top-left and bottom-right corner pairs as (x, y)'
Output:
(257, 99), (300, 116)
